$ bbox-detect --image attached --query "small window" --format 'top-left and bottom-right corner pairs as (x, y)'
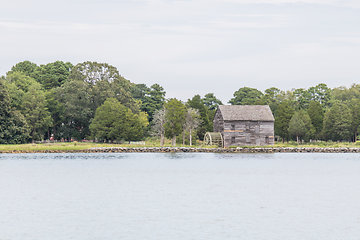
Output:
(231, 137), (236, 143)
(231, 124), (235, 130)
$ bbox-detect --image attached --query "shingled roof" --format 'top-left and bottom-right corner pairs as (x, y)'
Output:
(218, 105), (275, 121)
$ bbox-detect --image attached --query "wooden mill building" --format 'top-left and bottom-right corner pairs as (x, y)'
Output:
(213, 105), (275, 147)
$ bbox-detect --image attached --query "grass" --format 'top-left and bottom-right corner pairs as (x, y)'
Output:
(0, 138), (216, 152)
(0, 140), (360, 152)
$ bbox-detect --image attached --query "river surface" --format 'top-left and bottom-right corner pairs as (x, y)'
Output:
(0, 153), (359, 240)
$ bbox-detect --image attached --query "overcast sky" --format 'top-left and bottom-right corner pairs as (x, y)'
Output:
(1, 0), (360, 102)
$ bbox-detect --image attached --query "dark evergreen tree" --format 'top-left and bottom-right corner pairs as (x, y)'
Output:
(307, 101), (324, 138)
(274, 101), (294, 142)
(322, 102), (352, 141)
(164, 98), (186, 146)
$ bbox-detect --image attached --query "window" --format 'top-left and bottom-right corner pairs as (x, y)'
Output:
(265, 136), (269, 144)
(231, 137), (236, 143)
(231, 124), (235, 130)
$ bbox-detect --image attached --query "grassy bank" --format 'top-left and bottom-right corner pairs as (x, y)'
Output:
(0, 140), (215, 152)
(1, 139), (360, 152)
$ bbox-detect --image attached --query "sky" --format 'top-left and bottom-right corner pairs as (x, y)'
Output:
(1, 0), (360, 102)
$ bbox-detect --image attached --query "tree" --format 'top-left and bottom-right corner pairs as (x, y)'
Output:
(59, 61), (139, 139)
(134, 83), (166, 121)
(308, 83), (331, 107)
(151, 109), (166, 146)
(288, 110), (315, 143)
(35, 61), (73, 89)
(10, 61), (39, 79)
(288, 112), (306, 143)
(274, 101), (295, 141)
(203, 93), (223, 110)
(260, 87), (283, 114)
(68, 61), (137, 111)
(307, 101), (324, 138)
(0, 79), (29, 143)
(187, 95), (212, 139)
(21, 84), (52, 141)
(322, 102), (352, 141)
(90, 98), (148, 142)
(5, 71), (51, 141)
(184, 108), (201, 146)
(45, 88), (65, 139)
(58, 80), (93, 140)
(348, 99), (360, 141)
(164, 98), (186, 146)
(131, 83), (149, 100)
(293, 88), (311, 109)
(229, 87), (263, 105)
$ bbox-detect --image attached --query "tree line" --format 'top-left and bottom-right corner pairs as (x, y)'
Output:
(0, 60), (359, 145)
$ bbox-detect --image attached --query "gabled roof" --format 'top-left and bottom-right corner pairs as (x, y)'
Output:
(217, 105), (275, 121)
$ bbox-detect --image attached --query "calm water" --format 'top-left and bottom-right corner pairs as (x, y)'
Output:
(0, 153), (360, 240)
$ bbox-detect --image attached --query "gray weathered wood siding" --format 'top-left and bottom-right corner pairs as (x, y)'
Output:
(222, 120), (274, 147)
(213, 105), (275, 147)
(213, 108), (224, 133)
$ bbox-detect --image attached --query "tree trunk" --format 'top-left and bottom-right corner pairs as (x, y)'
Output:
(160, 133), (164, 147)
(172, 136), (176, 146)
(189, 128), (192, 146)
(354, 132), (357, 142)
(296, 135), (299, 144)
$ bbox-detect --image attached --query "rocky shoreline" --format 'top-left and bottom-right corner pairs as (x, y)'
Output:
(2, 147), (360, 153)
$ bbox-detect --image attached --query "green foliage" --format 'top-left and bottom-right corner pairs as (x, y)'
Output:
(90, 98), (149, 142)
(184, 108), (201, 145)
(10, 61), (39, 78)
(288, 110), (315, 142)
(322, 102), (352, 141)
(68, 61), (137, 110)
(274, 101), (295, 141)
(229, 87), (263, 105)
(59, 61), (139, 139)
(348, 99), (360, 141)
(6, 71), (38, 93)
(132, 83), (166, 121)
(0, 79), (29, 143)
(58, 80), (93, 140)
(3, 60), (360, 145)
(5, 71), (51, 141)
(21, 84), (52, 141)
(186, 95), (212, 139)
(293, 88), (311, 109)
(260, 87), (283, 114)
(203, 93), (223, 110)
(45, 88), (65, 138)
(164, 98), (186, 141)
(288, 112), (306, 141)
(35, 61), (73, 89)
(308, 83), (331, 107)
(307, 101), (324, 137)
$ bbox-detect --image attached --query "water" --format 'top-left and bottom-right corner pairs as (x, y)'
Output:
(0, 153), (360, 240)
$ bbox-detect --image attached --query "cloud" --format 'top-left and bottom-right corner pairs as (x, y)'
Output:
(0, 0), (359, 102)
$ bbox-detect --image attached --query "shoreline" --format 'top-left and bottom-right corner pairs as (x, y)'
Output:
(2, 147), (360, 153)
